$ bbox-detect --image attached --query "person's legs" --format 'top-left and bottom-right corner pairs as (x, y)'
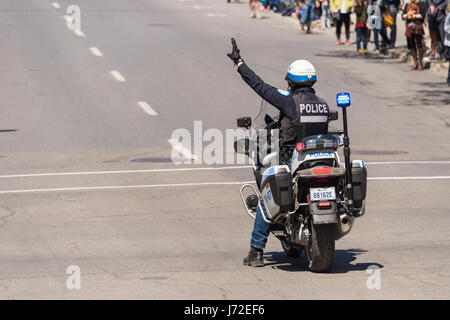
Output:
(272, 0), (281, 11)
(415, 34), (424, 70)
(447, 47), (450, 84)
(321, 3), (327, 28)
(254, 0), (261, 18)
(437, 20), (447, 58)
(325, 6), (331, 28)
(336, 17), (343, 42)
(407, 36), (418, 69)
(249, 0), (256, 17)
(388, 4), (398, 47)
(362, 27), (368, 51)
(356, 27), (362, 52)
(373, 28), (380, 51)
(306, 5), (314, 33)
(342, 13), (351, 42)
(429, 21), (438, 57)
(244, 204), (270, 267)
(380, 24), (389, 53)
(250, 205), (271, 250)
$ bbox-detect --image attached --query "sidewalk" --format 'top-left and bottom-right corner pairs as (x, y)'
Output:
(274, 8), (449, 75)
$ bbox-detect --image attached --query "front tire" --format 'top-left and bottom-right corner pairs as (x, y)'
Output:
(306, 224), (335, 272)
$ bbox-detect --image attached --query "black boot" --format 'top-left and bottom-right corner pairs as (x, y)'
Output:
(243, 247), (264, 267)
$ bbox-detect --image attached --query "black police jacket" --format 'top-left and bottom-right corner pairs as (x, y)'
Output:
(237, 62), (330, 145)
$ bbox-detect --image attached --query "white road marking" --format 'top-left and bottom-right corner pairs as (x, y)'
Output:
(0, 166), (252, 179)
(207, 13), (227, 17)
(194, 6), (212, 10)
(0, 176), (449, 194)
(0, 181), (255, 195)
(137, 101), (158, 116)
(168, 139), (198, 160)
(365, 161), (450, 165)
(368, 176), (450, 180)
(110, 70), (126, 82)
(0, 161), (449, 179)
(63, 15), (71, 22)
(73, 28), (86, 37)
(52, 2), (61, 9)
(89, 47), (103, 57)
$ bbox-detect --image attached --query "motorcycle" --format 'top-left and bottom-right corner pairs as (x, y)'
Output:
(234, 92), (367, 272)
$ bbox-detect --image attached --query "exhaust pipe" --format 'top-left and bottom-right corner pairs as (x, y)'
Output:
(334, 213), (354, 240)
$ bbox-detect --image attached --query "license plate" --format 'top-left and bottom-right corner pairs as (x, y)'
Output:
(310, 187), (336, 202)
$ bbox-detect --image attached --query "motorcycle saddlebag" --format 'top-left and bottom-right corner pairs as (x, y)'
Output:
(351, 160), (367, 212)
(259, 165), (292, 221)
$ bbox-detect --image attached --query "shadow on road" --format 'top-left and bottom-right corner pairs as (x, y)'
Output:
(0, 129), (18, 133)
(414, 88), (450, 106)
(315, 50), (396, 61)
(264, 248), (384, 273)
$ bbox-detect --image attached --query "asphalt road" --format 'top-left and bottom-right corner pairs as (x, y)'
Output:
(0, 0), (449, 299)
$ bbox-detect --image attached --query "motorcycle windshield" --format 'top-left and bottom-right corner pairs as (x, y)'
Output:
(300, 134), (340, 150)
(252, 99), (280, 130)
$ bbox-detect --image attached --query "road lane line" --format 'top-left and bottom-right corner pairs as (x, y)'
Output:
(168, 139), (198, 160)
(89, 47), (103, 57)
(73, 29), (86, 37)
(0, 166), (252, 178)
(0, 181), (256, 195)
(52, 2), (61, 9)
(0, 161), (449, 178)
(368, 176), (450, 180)
(194, 6), (212, 10)
(207, 13), (227, 17)
(365, 161), (450, 165)
(110, 70), (126, 82)
(138, 101), (158, 116)
(0, 177), (449, 194)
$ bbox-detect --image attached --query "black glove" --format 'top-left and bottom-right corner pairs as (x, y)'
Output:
(227, 37), (244, 65)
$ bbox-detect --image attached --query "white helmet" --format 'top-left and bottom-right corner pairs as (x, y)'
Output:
(285, 60), (317, 87)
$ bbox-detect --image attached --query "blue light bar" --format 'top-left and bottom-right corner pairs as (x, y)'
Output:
(336, 92), (351, 107)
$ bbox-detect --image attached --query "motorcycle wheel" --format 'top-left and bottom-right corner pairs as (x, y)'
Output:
(280, 238), (303, 257)
(306, 224), (335, 272)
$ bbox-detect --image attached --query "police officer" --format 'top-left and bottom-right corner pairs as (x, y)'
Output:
(227, 38), (331, 267)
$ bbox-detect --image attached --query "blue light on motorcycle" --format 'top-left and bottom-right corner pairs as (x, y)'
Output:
(336, 92), (351, 108)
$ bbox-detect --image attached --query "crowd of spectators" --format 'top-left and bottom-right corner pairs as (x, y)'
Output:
(229, 0), (450, 84)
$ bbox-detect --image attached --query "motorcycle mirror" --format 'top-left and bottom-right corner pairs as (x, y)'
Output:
(329, 110), (338, 121)
(264, 114), (274, 124)
(234, 138), (250, 155)
(237, 117), (251, 129)
(336, 92), (351, 108)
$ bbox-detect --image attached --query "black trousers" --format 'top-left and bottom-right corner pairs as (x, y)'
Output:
(407, 34), (423, 52)
(336, 12), (351, 41)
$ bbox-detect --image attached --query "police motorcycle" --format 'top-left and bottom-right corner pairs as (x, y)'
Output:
(234, 93), (367, 272)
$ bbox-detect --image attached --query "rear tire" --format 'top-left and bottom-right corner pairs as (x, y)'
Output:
(306, 224), (335, 272)
(280, 238), (303, 257)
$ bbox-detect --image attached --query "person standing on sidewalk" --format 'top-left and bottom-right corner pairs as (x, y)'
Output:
(330, 0), (354, 44)
(249, 0), (262, 19)
(355, 0), (369, 54)
(386, 0), (400, 47)
(444, 2), (450, 85)
(403, 0), (426, 70)
(426, 0), (448, 60)
(300, 0), (316, 33)
(321, 0), (332, 28)
(367, 0), (390, 53)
